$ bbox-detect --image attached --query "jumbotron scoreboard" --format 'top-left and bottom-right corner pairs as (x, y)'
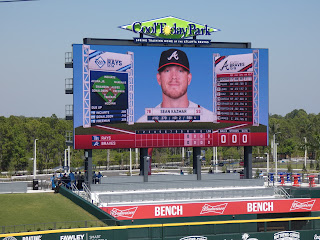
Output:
(72, 43), (268, 149)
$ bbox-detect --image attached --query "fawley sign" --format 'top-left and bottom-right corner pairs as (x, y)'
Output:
(119, 16), (220, 44)
(101, 198), (320, 220)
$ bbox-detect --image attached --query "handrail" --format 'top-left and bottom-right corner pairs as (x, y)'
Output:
(82, 182), (92, 202)
(83, 183), (102, 206)
(274, 186), (291, 198)
(70, 182), (79, 194)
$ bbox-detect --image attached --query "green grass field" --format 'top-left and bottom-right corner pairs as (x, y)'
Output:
(0, 193), (105, 233)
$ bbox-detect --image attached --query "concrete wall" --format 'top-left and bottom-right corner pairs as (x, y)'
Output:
(0, 182), (27, 193)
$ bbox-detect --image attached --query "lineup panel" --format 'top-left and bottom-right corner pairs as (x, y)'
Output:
(217, 73), (253, 123)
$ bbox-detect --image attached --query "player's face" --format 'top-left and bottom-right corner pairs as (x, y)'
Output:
(157, 65), (192, 99)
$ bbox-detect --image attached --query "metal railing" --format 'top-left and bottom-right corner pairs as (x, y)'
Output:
(274, 186), (291, 198)
(82, 182), (91, 202)
(81, 183), (101, 206)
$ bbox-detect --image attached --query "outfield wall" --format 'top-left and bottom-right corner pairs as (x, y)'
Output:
(1, 216), (320, 240)
(58, 186), (119, 226)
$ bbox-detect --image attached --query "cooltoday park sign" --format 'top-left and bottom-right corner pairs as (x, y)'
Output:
(119, 16), (220, 44)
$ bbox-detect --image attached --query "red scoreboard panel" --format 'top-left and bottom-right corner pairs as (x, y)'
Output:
(75, 129), (267, 149)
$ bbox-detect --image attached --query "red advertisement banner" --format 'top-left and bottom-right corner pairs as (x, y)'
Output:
(101, 198), (319, 220)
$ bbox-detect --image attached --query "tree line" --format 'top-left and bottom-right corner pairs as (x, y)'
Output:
(0, 109), (319, 173)
(269, 109), (320, 160)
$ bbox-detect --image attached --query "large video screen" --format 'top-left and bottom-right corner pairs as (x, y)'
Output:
(73, 44), (268, 149)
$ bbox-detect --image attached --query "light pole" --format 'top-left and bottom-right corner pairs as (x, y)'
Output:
(64, 149), (68, 173)
(265, 152), (269, 175)
(304, 137), (307, 168)
(129, 148), (132, 176)
(273, 132), (281, 182)
(33, 139), (38, 179)
(213, 147), (218, 172)
(68, 146), (71, 174)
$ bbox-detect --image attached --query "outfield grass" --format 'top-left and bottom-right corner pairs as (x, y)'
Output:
(0, 193), (105, 232)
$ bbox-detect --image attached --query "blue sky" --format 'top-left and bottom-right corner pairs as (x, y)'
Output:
(0, 0), (319, 118)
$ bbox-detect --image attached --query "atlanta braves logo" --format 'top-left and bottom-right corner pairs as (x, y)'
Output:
(167, 51), (179, 61)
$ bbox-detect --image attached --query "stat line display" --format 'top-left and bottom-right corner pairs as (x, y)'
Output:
(73, 44), (268, 149)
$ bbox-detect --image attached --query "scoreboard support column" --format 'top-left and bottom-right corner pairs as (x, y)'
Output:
(139, 148), (148, 176)
(84, 149), (93, 189)
(193, 147), (202, 180)
(143, 156), (149, 182)
(244, 146), (252, 179)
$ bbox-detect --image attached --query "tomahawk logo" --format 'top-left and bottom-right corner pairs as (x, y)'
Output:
(290, 200), (315, 211)
(200, 203), (228, 214)
(167, 51), (179, 61)
(110, 207), (138, 218)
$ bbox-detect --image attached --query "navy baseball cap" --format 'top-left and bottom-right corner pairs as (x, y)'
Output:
(158, 49), (190, 72)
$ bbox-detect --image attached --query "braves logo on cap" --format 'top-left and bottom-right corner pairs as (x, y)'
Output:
(167, 51), (179, 61)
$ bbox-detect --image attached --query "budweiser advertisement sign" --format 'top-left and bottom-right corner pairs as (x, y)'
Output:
(290, 200), (316, 211)
(200, 203), (228, 214)
(110, 207), (138, 219)
(101, 198), (320, 220)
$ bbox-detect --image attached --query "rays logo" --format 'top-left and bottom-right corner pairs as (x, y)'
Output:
(107, 59), (123, 68)
(95, 56), (106, 68)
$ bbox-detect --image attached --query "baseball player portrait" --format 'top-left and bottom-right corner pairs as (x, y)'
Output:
(137, 48), (215, 123)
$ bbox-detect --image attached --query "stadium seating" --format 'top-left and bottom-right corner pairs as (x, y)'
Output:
(90, 173), (276, 206)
